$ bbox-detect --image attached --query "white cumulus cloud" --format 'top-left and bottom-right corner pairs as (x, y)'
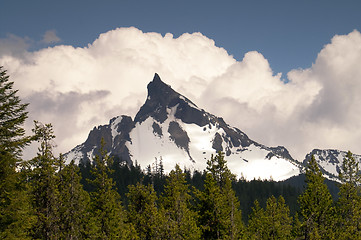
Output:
(1, 27), (361, 161)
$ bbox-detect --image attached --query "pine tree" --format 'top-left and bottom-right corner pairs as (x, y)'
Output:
(292, 212), (302, 239)
(30, 121), (60, 239)
(159, 156), (164, 178)
(160, 164), (201, 239)
(247, 196), (292, 240)
(246, 200), (266, 239)
(266, 196), (292, 239)
(144, 164), (153, 186)
(0, 66), (34, 238)
(0, 66), (32, 156)
(206, 151), (233, 188)
(197, 152), (243, 239)
(298, 155), (334, 239)
(58, 158), (91, 239)
(127, 182), (164, 239)
(336, 151), (361, 239)
(87, 138), (128, 239)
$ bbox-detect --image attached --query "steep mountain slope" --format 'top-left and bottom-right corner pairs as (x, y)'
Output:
(65, 73), (302, 181)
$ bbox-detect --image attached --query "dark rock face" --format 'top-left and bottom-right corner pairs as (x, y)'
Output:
(83, 125), (112, 157)
(111, 116), (135, 163)
(112, 116), (134, 142)
(217, 117), (253, 148)
(269, 146), (294, 161)
(135, 73), (210, 126)
(212, 132), (223, 152)
(168, 121), (190, 155)
(173, 102), (209, 126)
(152, 122), (162, 137)
(73, 115), (135, 164)
(135, 73), (181, 123)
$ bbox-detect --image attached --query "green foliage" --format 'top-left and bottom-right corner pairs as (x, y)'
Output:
(126, 182), (163, 239)
(206, 151), (235, 187)
(58, 158), (91, 239)
(29, 121), (60, 239)
(0, 66), (34, 238)
(0, 66), (32, 157)
(264, 196), (292, 239)
(142, 157), (167, 194)
(81, 153), (303, 227)
(233, 178), (302, 222)
(246, 200), (265, 239)
(0, 173), (35, 239)
(339, 151), (361, 185)
(298, 155), (335, 239)
(110, 158), (143, 202)
(160, 164), (201, 239)
(247, 196), (292, 239)
(197, 152), (243, 239)
(335, 151), (361, 239)
(87, 138), (128, 239)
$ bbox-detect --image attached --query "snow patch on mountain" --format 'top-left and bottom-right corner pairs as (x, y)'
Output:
(304, 149), (361, 180)
(110, 116), (123, 143)
(228, 144), (300, 180)
(128, 100), (302, 181)
(127, 117), (192, 172)
(65, 145), (83, 164)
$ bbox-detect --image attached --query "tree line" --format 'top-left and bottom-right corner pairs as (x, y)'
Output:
(1, 66), (361, 239)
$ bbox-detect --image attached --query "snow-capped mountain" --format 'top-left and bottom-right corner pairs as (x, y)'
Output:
(65, 73), (303, 181)
(303, 149), (361, 180)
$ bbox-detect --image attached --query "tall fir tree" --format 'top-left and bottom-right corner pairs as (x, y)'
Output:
(336, 151), (361, 239)
(197, 152), (243, 239)
(265, 196), (292, 239)
(247, 196), (292, 239)
(160, 164), (201, 239)
(30, 121), (60, 239)
(127, 182), (164, 239)
(246, 200), (266, 239)
(298, 155), (334, 239)
(87, 138), (128, 239)
(0, 66), (34, 238)
(0, 66), (32, 156)
(58, 157), (91, 240)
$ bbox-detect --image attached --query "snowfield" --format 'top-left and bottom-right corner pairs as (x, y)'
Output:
(126, 105), (301, 181)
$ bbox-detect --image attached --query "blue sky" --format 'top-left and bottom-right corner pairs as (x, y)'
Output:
(2, 0), (360, 75)
(1, 0), (361, 160)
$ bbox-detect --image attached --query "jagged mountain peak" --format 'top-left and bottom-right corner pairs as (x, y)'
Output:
(147, 73), (197, 106)
(135, 73), (206, 125)
(147, 73), (179, 105)
(66, 73), (302, 181)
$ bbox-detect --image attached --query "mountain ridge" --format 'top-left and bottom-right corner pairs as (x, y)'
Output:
(65, 73), (361, 181)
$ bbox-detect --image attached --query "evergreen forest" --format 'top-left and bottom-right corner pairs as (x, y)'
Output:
(1, 66), (361, 239)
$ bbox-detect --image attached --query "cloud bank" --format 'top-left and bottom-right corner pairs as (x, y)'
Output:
(1, 27), (361, 161)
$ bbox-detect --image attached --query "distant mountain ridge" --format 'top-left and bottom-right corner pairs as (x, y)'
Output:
(304, 149), (361, 180)
(65, 74), (360, 181)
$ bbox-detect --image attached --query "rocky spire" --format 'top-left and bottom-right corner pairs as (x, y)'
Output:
(134, 73), (200, 124)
